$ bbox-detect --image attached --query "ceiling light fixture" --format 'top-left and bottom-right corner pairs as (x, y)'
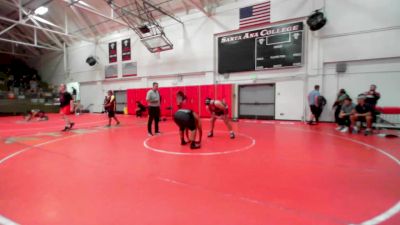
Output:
(34, 6), (48, 15)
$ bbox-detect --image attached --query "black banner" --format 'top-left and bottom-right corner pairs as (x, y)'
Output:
(121, 38), (131, 61)
(218, 22), (304, 73)
(109, 41), (117, 63)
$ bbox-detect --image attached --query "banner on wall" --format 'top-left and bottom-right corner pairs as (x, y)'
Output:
(121, 38), (131, 61)
(105, 64), (118, 79)
(108, 41), (117, 63)
(122, 62), (137, 77)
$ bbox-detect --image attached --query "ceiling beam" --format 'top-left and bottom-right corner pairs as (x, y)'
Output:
(0, 0), (18, 10)
(143, 0), (183, 24)
(180, 0), (190, 14)
(0, 37), (62, 51)
(0, 24), (40, 55)
(186, 0), (211, 16)
(28, 16), (64, 48)
(62, 0), (129, 27)
(0, 16), (93, 42)
(0, 23), (19, 36)
(0, 50), (36, 58)
(8, 0), (64, 48)
(70, 6), (98, 37)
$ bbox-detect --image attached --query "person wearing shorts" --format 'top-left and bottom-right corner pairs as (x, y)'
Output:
(59, 84), (74, 131)
(173, 109), (202, 149)
(173, 91), (202, 149)
(104, 90), (120, 127)
(205, 97), (235, 139)
(350, 94), (373, 135)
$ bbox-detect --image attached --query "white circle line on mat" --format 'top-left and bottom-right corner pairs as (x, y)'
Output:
(143, 131), (256, 156)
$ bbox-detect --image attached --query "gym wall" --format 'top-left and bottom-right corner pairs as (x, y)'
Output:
(34, 0), (400, 121)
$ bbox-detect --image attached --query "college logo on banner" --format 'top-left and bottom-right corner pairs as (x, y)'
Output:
(121, 38), (131, 61)
(109, 41), (117, 63)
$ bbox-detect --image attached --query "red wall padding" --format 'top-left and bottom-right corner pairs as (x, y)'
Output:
(127, 84), (233, 118)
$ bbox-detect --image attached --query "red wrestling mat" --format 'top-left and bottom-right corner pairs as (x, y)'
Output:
(0, 114), (399, 225)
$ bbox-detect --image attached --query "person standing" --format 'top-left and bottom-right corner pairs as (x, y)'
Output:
(364, 84), (381, 108)
(146, 82), (161, 136)
(71, 87), (77, 101)
(364, 84), (381, 122)
(332, 89), (349, 126)
(59, 84), (74, 131)
(104, 90), (120, 127)
(205, 97), (235, 139)
(307, 85), (321, 125)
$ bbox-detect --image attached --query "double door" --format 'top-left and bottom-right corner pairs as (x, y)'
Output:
(239, 84), (275, 120)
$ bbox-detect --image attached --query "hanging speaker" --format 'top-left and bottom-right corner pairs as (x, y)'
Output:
(138, 25), (150, 34)
(86, 56), (97, 66)
(307, 10), (327, 31)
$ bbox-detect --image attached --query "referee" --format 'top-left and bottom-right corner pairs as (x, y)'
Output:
(146, 82), (161, 136)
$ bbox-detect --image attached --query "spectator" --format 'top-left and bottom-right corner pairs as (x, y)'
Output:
(336, 97), (355, 133)
(307, 85), (321, 125)
(13, 76), (21, 95)
(333, 89), (349, 124)
(22, 75), (29, 91)
(29, 75), (38, 94)
(364, 84), (381, 122)
(364, 84), (380, 108)
(146, 82), (161, 136)
(6, 74), (14, 92)
(135, 101), (146, 117)
(350, 94), (373, 135)
(71, 87), (77, 100)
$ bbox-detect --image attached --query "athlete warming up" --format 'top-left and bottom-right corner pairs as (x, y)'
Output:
(24, 109), (48, 121)
(104, 90), (120, 127)
(59, 84), (74, 131)
(205, 97), (235, 139)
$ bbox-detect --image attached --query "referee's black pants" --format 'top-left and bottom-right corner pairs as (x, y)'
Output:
(147, 106), (160, 134)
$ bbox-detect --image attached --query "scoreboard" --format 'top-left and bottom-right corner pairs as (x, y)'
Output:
(218, 22), (304, 74)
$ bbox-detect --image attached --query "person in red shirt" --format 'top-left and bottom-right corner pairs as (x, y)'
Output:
(104, 90), (120, 127)
(59, 84), (74, 131)
(205, 97), (235, 139)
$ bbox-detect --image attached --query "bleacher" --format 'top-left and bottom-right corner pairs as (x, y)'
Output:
(0, 61), (59, 115)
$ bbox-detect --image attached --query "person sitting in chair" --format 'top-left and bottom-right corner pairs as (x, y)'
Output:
(350, 94), (373, 135)
(337, 97), (355, 133)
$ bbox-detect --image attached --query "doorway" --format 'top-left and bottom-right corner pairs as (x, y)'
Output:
(238, 84), (275, 120)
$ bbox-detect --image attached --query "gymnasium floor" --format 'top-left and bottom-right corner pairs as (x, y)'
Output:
(0, 113), (399, 225)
